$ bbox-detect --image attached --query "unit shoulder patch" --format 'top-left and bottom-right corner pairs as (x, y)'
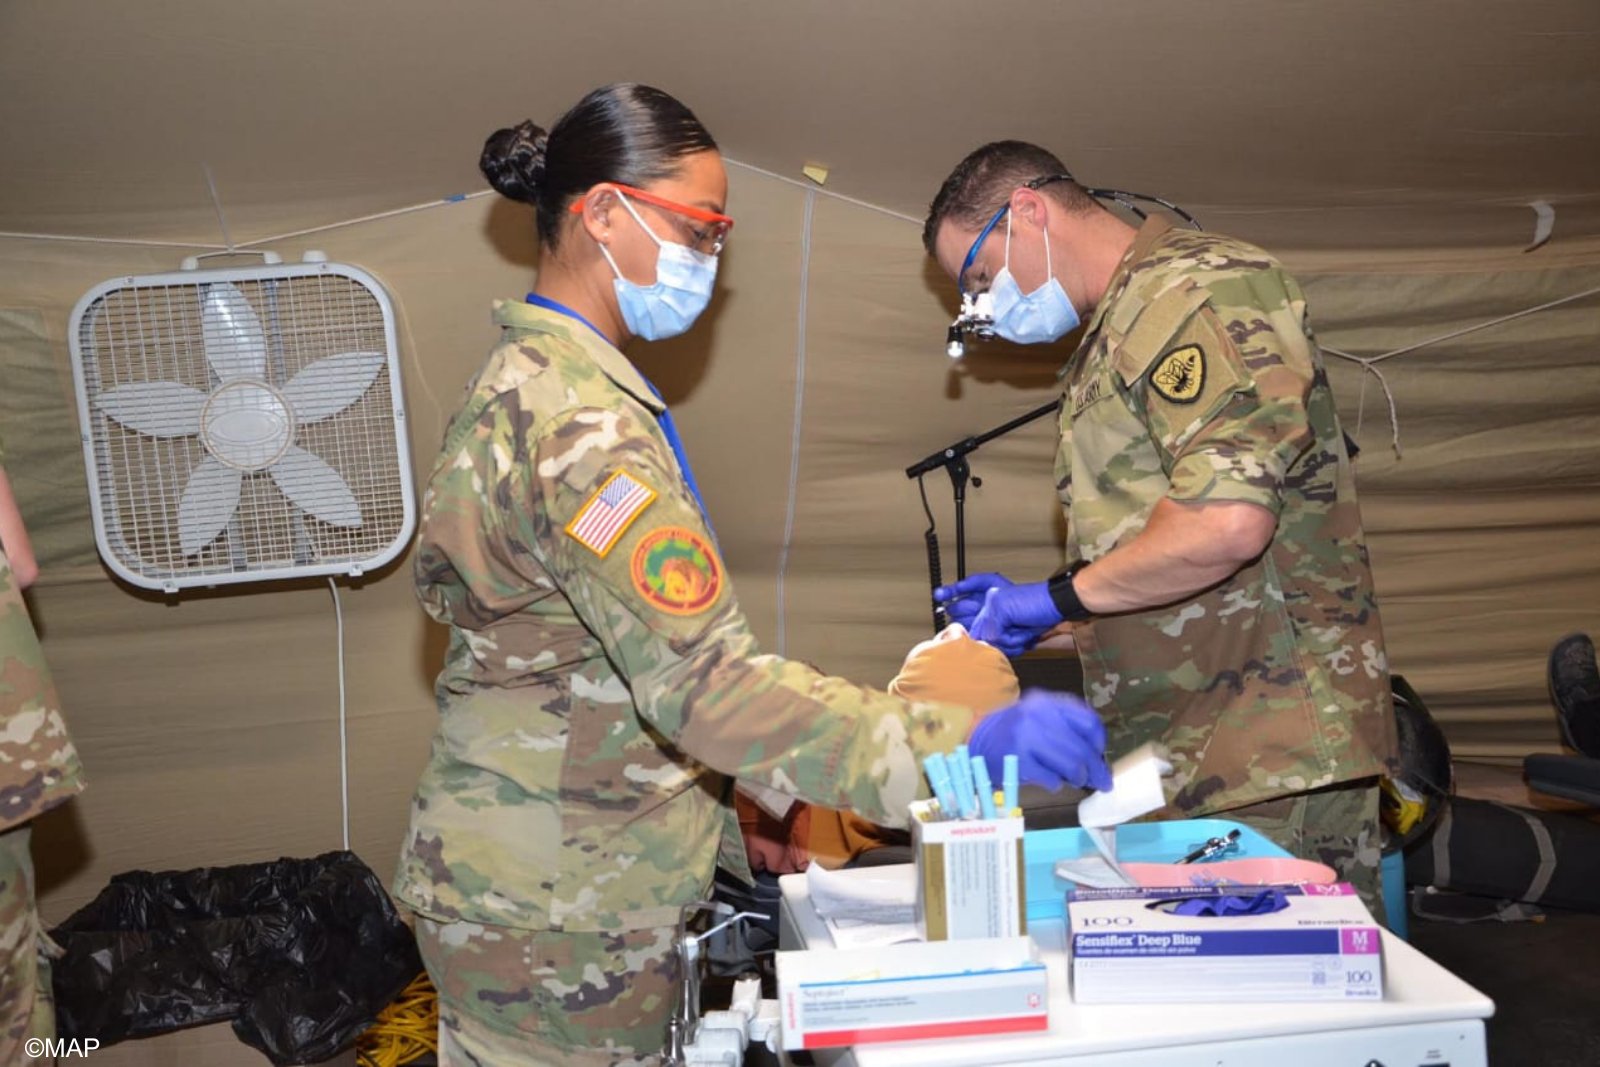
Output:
(564, 469), (657, 557)
(1149, 344), (1206, 404)
(630, 526), (723, 616)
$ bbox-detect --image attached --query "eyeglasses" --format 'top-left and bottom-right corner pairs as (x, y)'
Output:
(957, 174), (1077, 295)
(956, 173), (1204, 294)
(957, 203), (1009, 297)
(570, 183), (734, 256)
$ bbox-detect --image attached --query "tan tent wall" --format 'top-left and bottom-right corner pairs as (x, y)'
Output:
(0, 5), (1594, 1063)
(6, 1), (1599, 255)
(1307, 266), (1600, 755)
(1, 165), (1597, 1067)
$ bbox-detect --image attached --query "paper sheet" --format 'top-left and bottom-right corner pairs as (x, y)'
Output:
(805, 861), (917, 924)
(1052, 825), (1132, 887)
(1054, 743), (1175, 889)
(1076, 742), (1172, 829)
(825, 917), (922, 949)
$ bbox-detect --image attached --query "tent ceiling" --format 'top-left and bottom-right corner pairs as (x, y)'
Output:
(3, 0), (1598, 252)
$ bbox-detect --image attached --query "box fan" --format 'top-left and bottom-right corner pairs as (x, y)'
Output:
(68, 251), (415, 592)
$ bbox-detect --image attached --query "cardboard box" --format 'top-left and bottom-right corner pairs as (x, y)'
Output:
(910, 799), (1025, 941)
(1068, 883), (1384, 1004)
(777, 936), (1048, 1050)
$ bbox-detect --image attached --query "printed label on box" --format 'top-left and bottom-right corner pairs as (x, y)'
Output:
(1067, 883), (1385, 1003)
(912, 801), (1026, 941)
(777, 936), (1049, 1050)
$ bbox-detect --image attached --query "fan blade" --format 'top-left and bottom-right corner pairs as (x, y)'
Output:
(96, 381), (206, 437)
(270, 446), (361, 528)
(281, 350), (386, 423)
(177, 456), (244, 556)
(201, 283), (267, 382)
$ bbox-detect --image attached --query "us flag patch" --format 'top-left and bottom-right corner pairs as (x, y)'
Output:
(564, 470), (658, 558)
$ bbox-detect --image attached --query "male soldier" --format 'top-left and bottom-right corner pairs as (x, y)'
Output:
(0, 441), (85, 1063)
(926, 141), (1399, 917)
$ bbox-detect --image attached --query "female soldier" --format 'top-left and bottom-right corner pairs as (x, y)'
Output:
(394, 83), (1110, 1065)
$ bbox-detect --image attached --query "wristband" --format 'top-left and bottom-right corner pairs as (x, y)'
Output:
(1046, 560), (1094, 622)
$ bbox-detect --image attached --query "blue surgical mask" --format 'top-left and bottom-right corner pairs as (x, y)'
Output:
(598, 195), (718, 341)
(988, 214), (1079, 344)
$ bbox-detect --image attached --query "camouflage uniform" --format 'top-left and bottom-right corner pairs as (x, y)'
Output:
(1058, 219), (1398, 915)
(0, 444), (85, 1065)
(395, 301), (976, 1063)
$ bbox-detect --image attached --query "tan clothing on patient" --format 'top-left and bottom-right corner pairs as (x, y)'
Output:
(737, 626), (1021, 873)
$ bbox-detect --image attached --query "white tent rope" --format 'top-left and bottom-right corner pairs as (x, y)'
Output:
(242, 155), (921, 248)
(0, 155), (914, 249)
(774, 188), (817, 656)
(0, 193), (492, 250)
(239, 193), (492, 249)
(0, 156), (901, 249)
(392, 293), (446, 431)
(202, 162), (235, 251)
(723, 158), (924, 226)
(1338, 358), (1403, 457)
(0, 232), (227, 249)
(328, 577), (350, 853)
(1323, 283), (1600, 458)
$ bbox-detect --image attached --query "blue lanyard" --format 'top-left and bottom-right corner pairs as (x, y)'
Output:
(524, 292), (611, 345)
(639, 379), (712, 533)
(524, 293), (714, 532)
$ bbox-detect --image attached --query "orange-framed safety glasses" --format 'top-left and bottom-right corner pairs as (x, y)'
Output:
(570, 183), (734, 256)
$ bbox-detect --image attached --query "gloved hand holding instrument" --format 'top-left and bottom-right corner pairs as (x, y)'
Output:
(934, 572), (1017, 630)
(937, 574), (1065, 657)
(934, 573), (1109, 792)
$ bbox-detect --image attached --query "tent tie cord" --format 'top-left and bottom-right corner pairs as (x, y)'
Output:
(1323, 282), (1600, 459)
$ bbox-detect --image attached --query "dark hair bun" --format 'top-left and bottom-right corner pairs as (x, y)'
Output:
(480, 119), (550, 204)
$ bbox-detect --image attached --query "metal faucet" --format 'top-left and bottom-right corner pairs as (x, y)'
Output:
(663, 901), (770, 1067)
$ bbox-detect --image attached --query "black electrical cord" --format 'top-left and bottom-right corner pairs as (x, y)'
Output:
(1023, 172), (1204, 231)
(918, 474), (946, 631)
(1085, 187), (1203, 230)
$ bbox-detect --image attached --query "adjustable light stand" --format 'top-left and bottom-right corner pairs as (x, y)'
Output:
(905, 399), (1060, 632)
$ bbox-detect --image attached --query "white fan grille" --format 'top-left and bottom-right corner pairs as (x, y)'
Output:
(72, 267), (413, 590)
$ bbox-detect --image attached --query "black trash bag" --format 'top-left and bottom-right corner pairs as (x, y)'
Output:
(51, 850), (421, 1065)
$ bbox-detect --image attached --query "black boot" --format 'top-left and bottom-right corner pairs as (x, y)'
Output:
(1549, 633), (1600, 759)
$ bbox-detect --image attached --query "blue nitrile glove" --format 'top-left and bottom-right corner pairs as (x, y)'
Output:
(1168, 888), (1290, 917)
(968, 581), (1063, 657)
(968, 689), (1112, 793)
(934, 572), (1014, 630)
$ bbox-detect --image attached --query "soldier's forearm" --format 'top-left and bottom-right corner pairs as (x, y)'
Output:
(1073, 497), (1275, 614)
(0, 466), (38, 589)
(644, 634), (971, 826)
